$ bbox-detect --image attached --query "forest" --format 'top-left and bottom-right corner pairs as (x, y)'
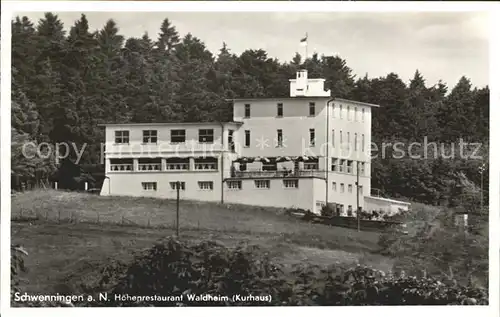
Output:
(11, 13), (490, 208)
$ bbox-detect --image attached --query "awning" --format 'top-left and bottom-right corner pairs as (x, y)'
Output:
(257, 157), (270, 163)
(276, 156), (292, 162)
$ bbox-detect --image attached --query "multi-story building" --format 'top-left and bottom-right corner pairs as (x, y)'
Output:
(100, 69), (410, 215)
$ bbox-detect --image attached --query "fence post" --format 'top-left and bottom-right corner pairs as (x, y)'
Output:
(176, 181), (180, 237)
(85, 182), (88, 191)
(55, 182), (58, 190)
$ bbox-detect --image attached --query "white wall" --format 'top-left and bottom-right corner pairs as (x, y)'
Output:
(105, 122), (241, 158)
(233, 98), (330, 158)
(102, 171), (223, 202)
(224, 177), (326, 213)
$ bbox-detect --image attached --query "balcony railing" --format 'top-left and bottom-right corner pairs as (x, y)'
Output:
(110, 164), (133, 171)
(166, 163), (189, 171)
(232, 170), (327, 179)
(138, 163), (161, 171)
(195, 163), (218, 170)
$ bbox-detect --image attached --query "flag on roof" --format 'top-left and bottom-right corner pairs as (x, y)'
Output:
(300, 33), (308, 46)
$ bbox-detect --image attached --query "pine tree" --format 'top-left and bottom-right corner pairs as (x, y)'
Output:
(156, 18), (180, 54)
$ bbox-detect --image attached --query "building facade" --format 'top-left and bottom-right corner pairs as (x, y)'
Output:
(100, 70), (409, 215)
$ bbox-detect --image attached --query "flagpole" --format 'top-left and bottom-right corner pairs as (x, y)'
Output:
(305, 32), (308, 63)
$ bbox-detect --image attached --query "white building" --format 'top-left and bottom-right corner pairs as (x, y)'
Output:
(100, 69), (410, 215)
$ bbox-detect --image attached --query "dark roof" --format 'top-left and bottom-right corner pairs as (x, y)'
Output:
(98, 121), (244, 127)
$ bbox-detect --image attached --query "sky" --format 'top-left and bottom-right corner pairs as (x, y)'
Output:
(20, 11), (490, 88)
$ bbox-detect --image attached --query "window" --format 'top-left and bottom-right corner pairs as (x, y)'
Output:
(228, 130), (235, 152)
(347, 132), (350, 150)
(332, 129), (335, 147)
(340, 130), (343, 147)
(362, 134), (365, 152)
(347, 106), (351, 121)
(332, 158), (339, 172)
(354, 133), (358, 151)
(348, 184), (353, 193)
(309, 102), (315, 116)
(171, 129), (186, 143)
(245, 130), (250, 147)
(166, 158), (189, 170)
(169, 181), (185, 191)
(138, 158), (161, 171)
(362, 108), (365, 122)
(304, 162), (319, 170)
(244, 104), (251, 117)
(194, 157), (218, 170)
(347, 205), (353, 217)
(255, 180), (270, 189)
(283, 179), (299, 188)
(359, 185), (364, 195)
(198, 181), (214, 191)
(143, 130), (158, 144)
(110, 158), (133, 171)
(332, 182), (337, 191)
(332, 104), (336, 118)
(199, 129), (214, 143)
(340, 183), (345, 193)
(309, 129), (315, 147)
(354, 107), (358, 121)
(277, 129), (283, 147)
(316, 201), (326, 209)
(115, 130), (129, 144)
(340, 105), (343, 119)
(347, 160), (353, 173)
(277, 103), (283, 117)
(227, 180), (242, 190)
(239, 163), (247, 171)
(359, 162), (366, 176)
(339, 159), (346, 173)
(142, 182), (157, 191)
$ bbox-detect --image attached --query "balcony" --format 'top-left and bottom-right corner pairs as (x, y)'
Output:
(195, 163), (217, 170)
(232, 170), (327, 179)
(166, 163), (189, 171)
(110, 163), (133, 172)
(138, 163), (161, 171)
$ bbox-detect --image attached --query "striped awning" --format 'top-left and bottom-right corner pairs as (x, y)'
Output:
(256, 157), (270, 163)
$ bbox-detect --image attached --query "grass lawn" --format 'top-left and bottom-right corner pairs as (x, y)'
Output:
(11, 190), (392, 295)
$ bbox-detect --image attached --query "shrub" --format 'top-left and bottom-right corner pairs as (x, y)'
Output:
(377, 205), (488, 288)
(11, 245), (74, 307)
(12, 238), (488, 307)
(79, 238), (487, 306)
(320, 205), (335, 217)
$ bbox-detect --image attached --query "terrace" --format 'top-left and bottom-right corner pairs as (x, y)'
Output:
(230, 156), (326, 179)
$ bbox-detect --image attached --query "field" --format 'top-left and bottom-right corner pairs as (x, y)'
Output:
(11, 190), (392, 295)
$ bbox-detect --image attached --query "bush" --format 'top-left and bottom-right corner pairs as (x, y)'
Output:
(377, 205), (488, 288)
(12, 238), (488, 307)
(77, 238), (488, 306)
